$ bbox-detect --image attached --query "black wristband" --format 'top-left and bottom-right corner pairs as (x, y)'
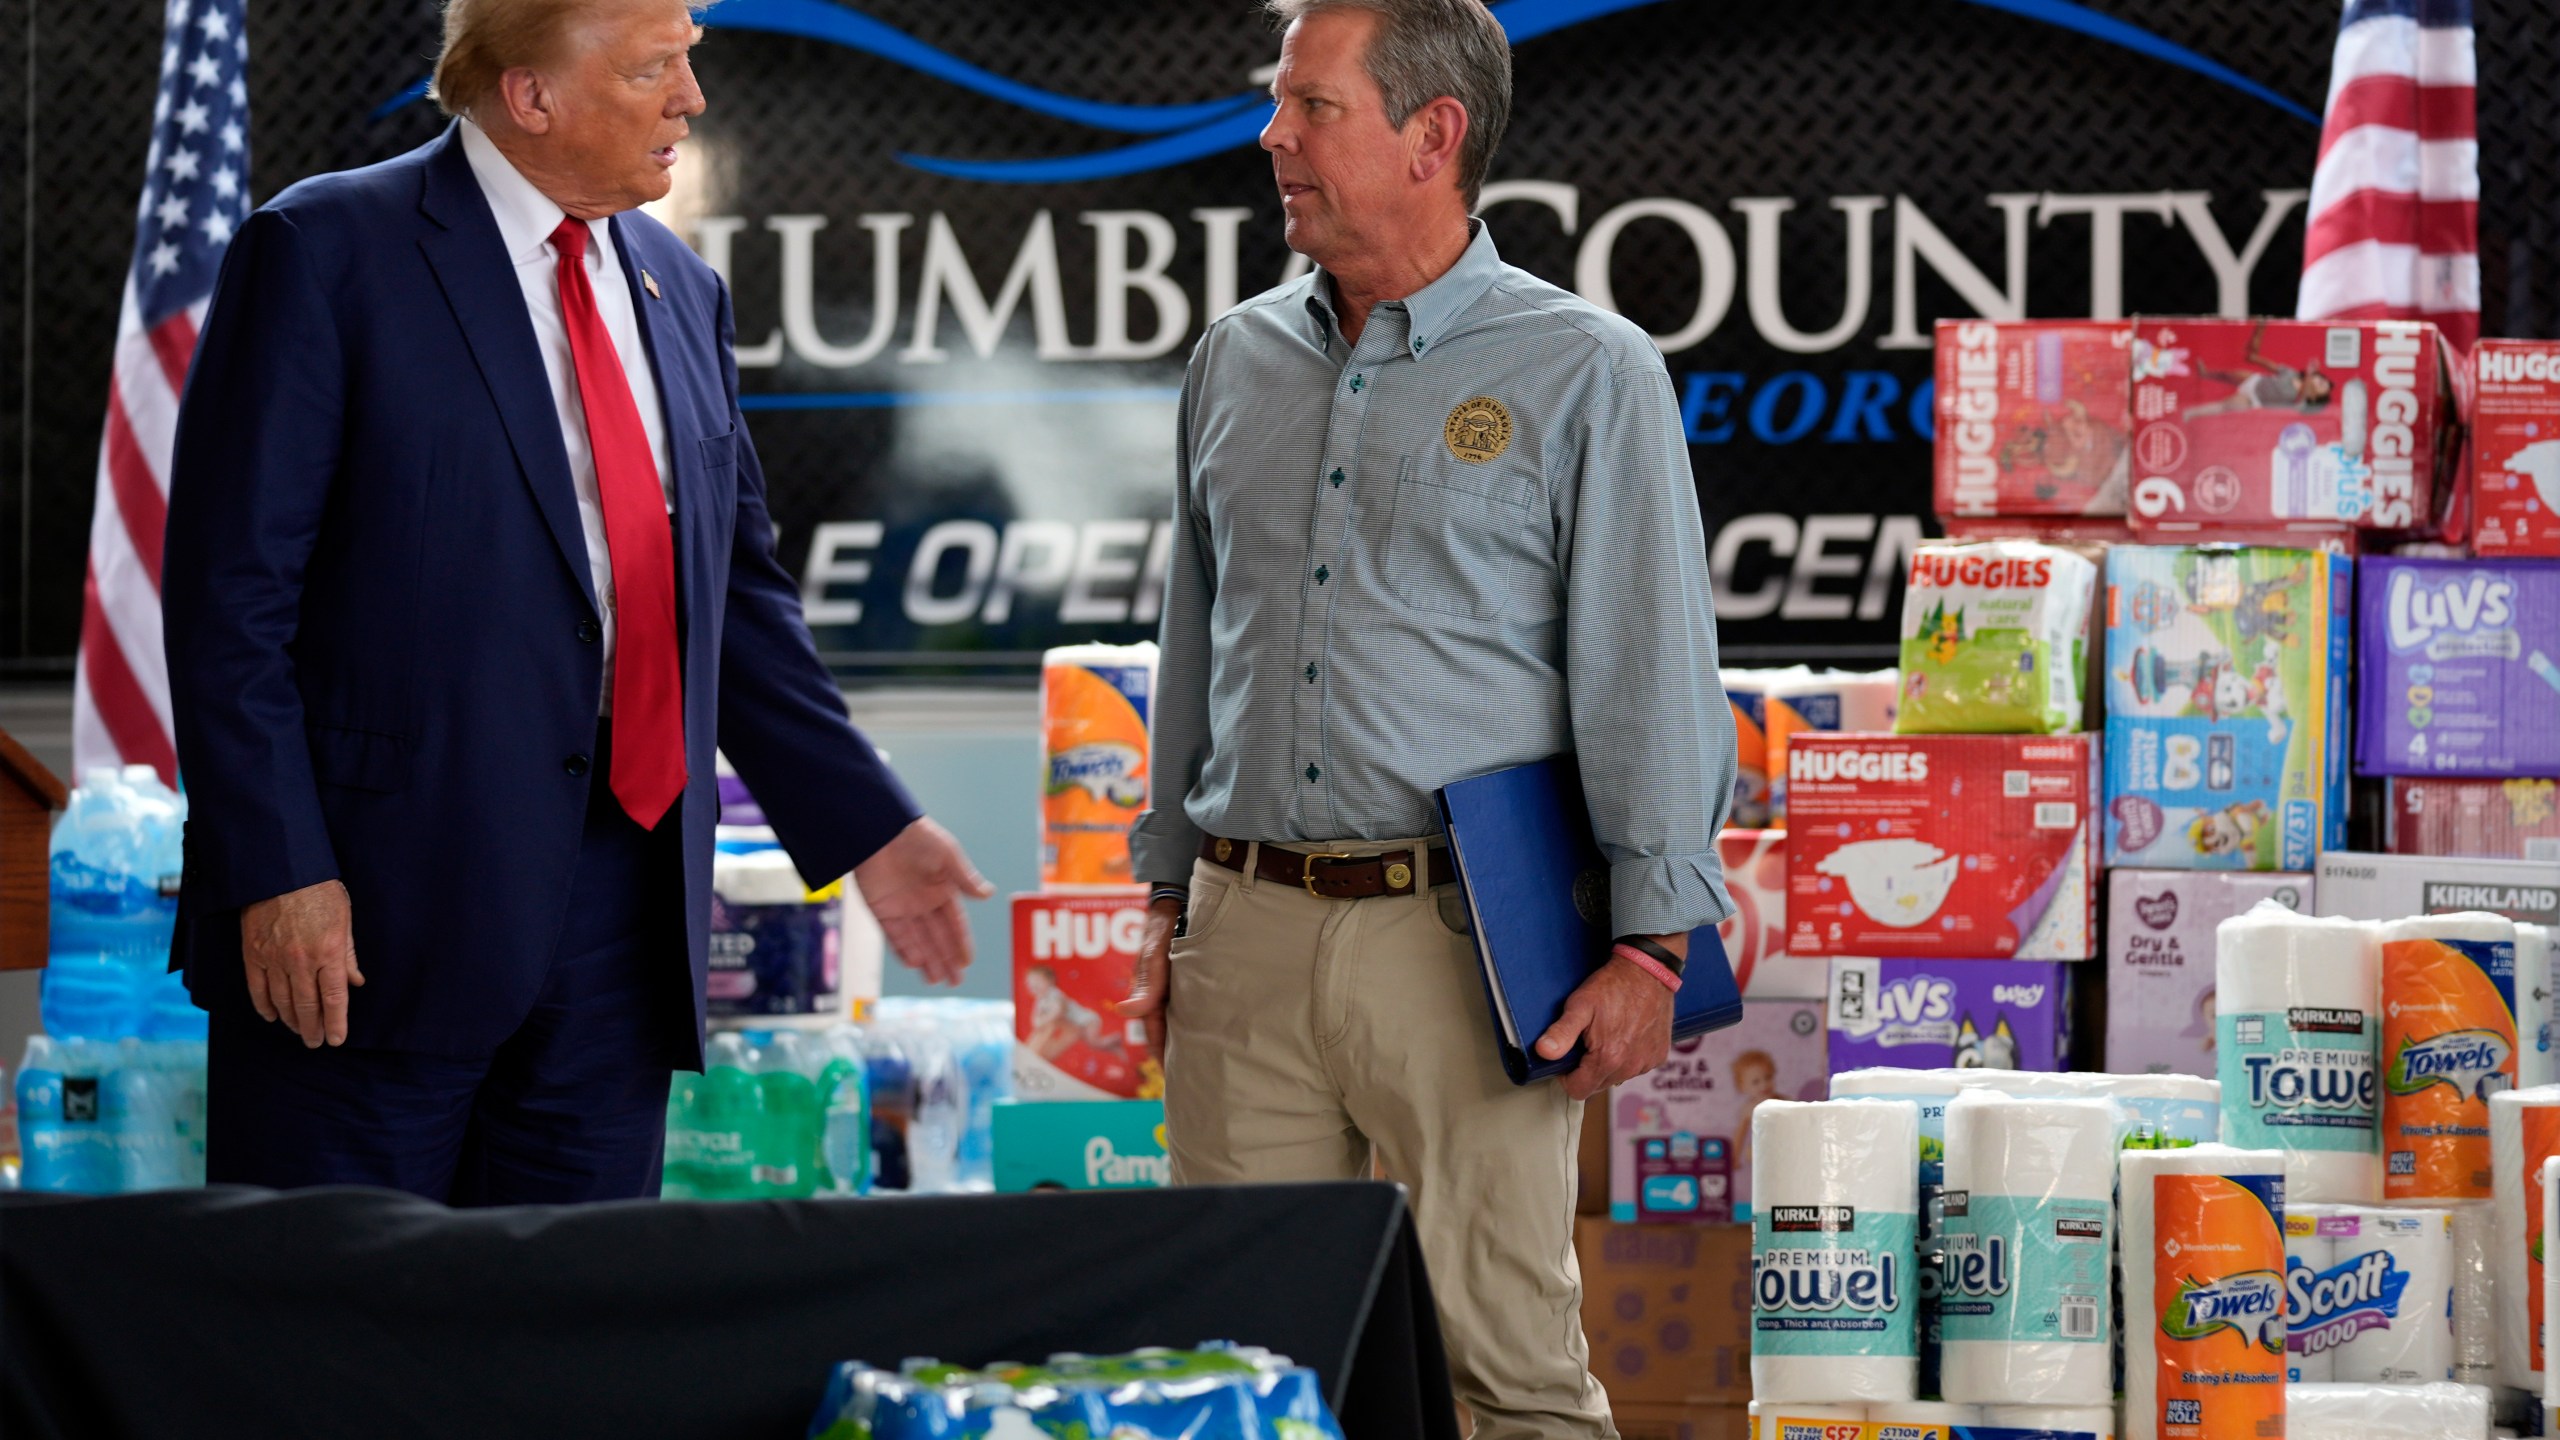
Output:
(1148, 884), (1190, 910)
(1615, 934), (1686, 979)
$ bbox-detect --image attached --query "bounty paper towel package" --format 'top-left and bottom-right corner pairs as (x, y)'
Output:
(1895, 542), (2097, 735)
(2102, 545), (2353, 871)
(1010, 894), (1154, 1102)
(2119, 1145), (2289, 1440)
(2470, 340), (2560, 557)
(1039, 641), (1155, 888)
(1933, 318), (2135, 519)
(1719, 830), (1829, 1000)
(2357, 557), (2560, 777)
(1825, 960), (2072, 1074)
(1749, 1098), (1922, 1403)
(1785, 734), (2098, 959)
(1608, 998), (1827, 1223)
(1765, 669), (1899, 825)
(2127, 316), (2458, 534)
(2106, 869), (2313, 1076)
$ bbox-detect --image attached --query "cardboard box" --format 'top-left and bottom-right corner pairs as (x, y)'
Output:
(2356, 556), (2560, 777)
(1933, 319), (2134, 519)
(2126, 316), (2458, 535)
(1783, 734), (2098, 959)
(1574, 1217), (1751, 1406)
(2386, 777), (2560, 860)
(1609, 1403), (1746, 1440)
(990, 1099), (1167, 1191)
(1718, 830), (1828, 999)
(2313, 850), (2560, 925)
(1609, 998), (1828, 1224)
(2102, 546), (2353, 870)
(2470, 340), (2560, 556)
(1825, 958), (2073, 1073)
(1011, 893), (1155, 1101)
(2105, 868), (2313, 1076)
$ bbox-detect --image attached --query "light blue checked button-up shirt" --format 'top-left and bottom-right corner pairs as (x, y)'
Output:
(1128, 223), (1738, 938)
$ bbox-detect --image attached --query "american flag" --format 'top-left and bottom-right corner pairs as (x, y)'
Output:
(73, 0), (250, 784)
(2296, 0), (2479, 351)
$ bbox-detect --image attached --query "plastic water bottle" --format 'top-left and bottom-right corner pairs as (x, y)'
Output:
(44, 767), (188, 1041)
(104, 1040), (184, 1192)
(691, 1032), (764, 1201)
(905, 1029), (968, 1195)
(753, 1030), (821, 1199)
(17, 1037), (115, 1193)
(817, 1026), (871, 1196)
(863, 1025), (914, 1192)
(954, 1003), (1012, 1191)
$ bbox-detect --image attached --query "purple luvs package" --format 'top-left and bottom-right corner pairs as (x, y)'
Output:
(1823, 958), (2073, 1074)
(2105, 869), (2314, 1077)
(2358, 556), (2560, 776)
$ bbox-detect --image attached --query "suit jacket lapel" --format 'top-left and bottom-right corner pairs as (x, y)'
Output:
(610, 215), (701, 629)
(414, 125), (599, 615)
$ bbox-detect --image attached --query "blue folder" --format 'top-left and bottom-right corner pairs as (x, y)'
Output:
(1434, 755), (1743, 1086)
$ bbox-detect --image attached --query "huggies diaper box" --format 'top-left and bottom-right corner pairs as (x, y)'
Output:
(1824, 958), (2072, 1074)
(2470, 340), (2560, 557)
(1606, 998), (1827, 1224)
(1933, 318), (2135, 519)
(2105, 869), (2313, 1076)
(2387, 777), (2560, 861)
(2101, 546), (2353, 871)
(2356, 556), (2560, 777)
(1783, 734), (2097, 959)
(1011, 894), (1157, 1101)
(2125, 316), (2458, 535)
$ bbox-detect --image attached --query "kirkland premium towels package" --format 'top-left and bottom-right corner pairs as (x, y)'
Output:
(2358, 556), (2560, 777)
(2106, 869), (2313, 1076)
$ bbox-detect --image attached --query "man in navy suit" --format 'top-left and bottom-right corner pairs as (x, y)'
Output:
(160, 0), (991, 1204)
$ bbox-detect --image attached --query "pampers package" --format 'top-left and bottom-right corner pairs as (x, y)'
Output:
(2126, 316), (2458, 535)
(1608, 998), (1827, 1224)
(1894, 542), (2096, 735)
(1784, 734), (2097, 959)
(2470, 340), (2560, 557)
(2106, 869), (2313, 1077)
(2357, 556), (2560, 776)
(1825, 960), (2072, 1074)
(1040, 642), (1155, 889)
(1010, 894), (1155, 1101)
(1933, 318), (2135, 519)
(2102, 545), (2352, 871)
(805, 1344), (1342, 1440)
(2386, 777), (2560, 860)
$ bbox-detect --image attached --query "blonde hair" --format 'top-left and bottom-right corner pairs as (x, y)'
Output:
(431, 0), (602, 118)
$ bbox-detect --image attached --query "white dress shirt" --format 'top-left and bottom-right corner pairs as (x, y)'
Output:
(459, 118), (674, 715)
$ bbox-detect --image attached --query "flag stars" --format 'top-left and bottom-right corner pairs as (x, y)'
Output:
(166, 147), (201, 181)
(187, 52), (222, 87)
(202, 210), (235, 246)
(211, 166), (239, 200)
(219, 121), (243, 153)
(153, 91), (172, 124)
(165, 0), (190, 27)
(148, 243), (181, 276)
(156, 194), (191, 230)
(226, 77), (246, 108)
(176, 99), (210, 135)
(162, 43), (181, 77)
(196, 8), (230, 41)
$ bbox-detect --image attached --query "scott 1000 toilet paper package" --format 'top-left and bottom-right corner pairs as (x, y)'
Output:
(2103, 545), (2353, 872)
(2214, 901), (2382, 1204)
(2108, 869), (2313, 1077)
(2470, 339), (2560, 558)
(2119, 1145), (2288, 1440)
(2284, 1382), (2491, 1440)
(1785, 734), (2097, 959)
(1894, 542), (2097, 735)
(1750, 1098), (1921, 1403)
(1935, 1093), (2116, 1405)
(1933, 318), (2135, 519)
(2285, 1205), (2455, 1385)
(2377, 913), (2521, 1203)
(2358, 557), (2560, 777)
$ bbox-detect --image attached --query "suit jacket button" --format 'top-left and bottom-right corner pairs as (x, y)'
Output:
(577, 621), (600, 644)
(565, 754), (591, 777)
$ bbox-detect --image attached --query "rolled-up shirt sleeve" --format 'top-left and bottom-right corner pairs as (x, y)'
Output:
(1562, 363), (1739, 938)
(1128, 350), (1214, 886)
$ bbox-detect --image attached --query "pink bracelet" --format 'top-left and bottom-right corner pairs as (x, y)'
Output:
(1612, 943), (1682, 993)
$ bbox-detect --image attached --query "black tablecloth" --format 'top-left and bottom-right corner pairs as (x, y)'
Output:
(1, 1180), (1457, 1440)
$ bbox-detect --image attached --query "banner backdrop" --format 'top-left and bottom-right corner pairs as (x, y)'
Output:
(7, 0), (2557, 672)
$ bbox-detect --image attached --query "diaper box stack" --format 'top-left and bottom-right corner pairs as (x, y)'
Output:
(1607, 998), (1828, 1224)
(1783, 733), (2098, 959)
(2101, 545), (2353, 871)
(2470, 339), (2560, 557)
(2356, 556), (2560, 778)
(1717, 829), (1827, 999)
(1932, 319), (2135, 521)
(1009, 894), (1156, 1102)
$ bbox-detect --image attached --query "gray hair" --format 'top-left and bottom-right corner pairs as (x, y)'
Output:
(1265, 0), (1512, 206)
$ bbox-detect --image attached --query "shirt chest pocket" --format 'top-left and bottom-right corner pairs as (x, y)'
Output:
(1383, 454), (1557, 623)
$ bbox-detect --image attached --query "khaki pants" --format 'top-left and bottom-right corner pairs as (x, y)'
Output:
(1163, 840), (1616, 1440)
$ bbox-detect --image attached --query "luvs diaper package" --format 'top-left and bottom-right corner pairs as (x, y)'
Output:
(1895, 543), (2096, 735)
(1934, 319), (2135, 519)
(2469, 340), (2560, 557)
(1825, 960), (2073, 1074)
(2356, 556), (2560, 777)
(1784, 734), (2098, 959)
(2102, 546), (2352, 871)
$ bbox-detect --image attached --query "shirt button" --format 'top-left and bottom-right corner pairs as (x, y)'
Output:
(1305, 664), (1318, 683)
(565, 754), (591, 778)
(1329, 468), (1345, 488)
(1349, 374), (1364, 393)
(576, 621), (600, 644)
(1314, 565), (1329, 585)
(1305, 765), (1321, 782)
(1412, 336), (1425, 354)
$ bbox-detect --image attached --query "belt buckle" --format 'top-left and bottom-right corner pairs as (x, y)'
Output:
(1301, 850), (1355, 898)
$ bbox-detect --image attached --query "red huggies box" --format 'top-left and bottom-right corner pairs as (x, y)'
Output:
(1933, 319), (2135, 519)
(2471, 340), (2560, 557)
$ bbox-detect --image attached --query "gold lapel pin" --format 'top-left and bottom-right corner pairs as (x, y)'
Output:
(642, 270), (662, 300)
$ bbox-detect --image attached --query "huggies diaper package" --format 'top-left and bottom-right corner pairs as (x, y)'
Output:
(2356, 556), (2560, 777)
(2469, 340), (2560, 557)
(2386, 777), (2560, 861)
(1894, 543), (2096, 735)
(1933, 318), (2136, 519)
(2101, 546), (2352, 871)
(1010, 894), (1156, 1101)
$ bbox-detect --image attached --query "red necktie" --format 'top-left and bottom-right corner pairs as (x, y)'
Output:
(551, 218), (686, 830)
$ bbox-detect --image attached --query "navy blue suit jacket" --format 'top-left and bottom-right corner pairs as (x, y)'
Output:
(162, 126), (918, 1060)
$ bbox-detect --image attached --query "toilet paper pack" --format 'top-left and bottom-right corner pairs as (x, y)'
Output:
(2469, 340), (2560, 558)
(2357, 557), (2560, 777)
(2106, 869), (2314, 1077)
(2126, 316), (2458, 535)
(1894, 543), (2097, 735)
(2387, 778), (2560, 861)
(2488, 1086), (2560, 1388)
(2102, 545), (2353, 872)
(1608, 998), (1828, 1224)
(2286, 1206), (2455, 1385)
(1719, 830), (1830, 1000)
(1785, 734), (2098, 959)
(1825, 961), (2072, 1075)
(1933, 319), (2135, 519)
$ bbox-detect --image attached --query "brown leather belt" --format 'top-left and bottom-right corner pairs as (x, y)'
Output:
(1199, 834), (1455, 900)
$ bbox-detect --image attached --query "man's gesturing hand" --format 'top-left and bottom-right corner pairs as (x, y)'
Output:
(241, 879), (364, 1048)
(1533, 953), (1675, 1102)
(1114, 896), (1185, 1062)
(856, 817), (996, 987)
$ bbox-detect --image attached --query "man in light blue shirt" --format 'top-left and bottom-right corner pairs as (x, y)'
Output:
(1118, 2), (1735, 1433)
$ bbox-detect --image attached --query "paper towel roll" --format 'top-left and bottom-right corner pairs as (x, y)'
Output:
(2216, 901), (2382, 1203)
(1985, 1405), (2117, 1440)
(2288, 1205), (2456, 1384)
(2381, 912), (2522, 1204)
(1938, 1092), (2117, 1404)
(2450, 1200), (2496, 1385)
(2489, 1084), (2560, 1388)
(1751, 1098), (1922, 1403)
(2285, 1381), (2491, 1439)
(2120, 1145), (2288, 1440)
(1748, 1400), (1867, 1440)
(2285, 1208), (2339, 1383)
(2522, 924), (2555, 1090)
(1039, 641), (1157, 888)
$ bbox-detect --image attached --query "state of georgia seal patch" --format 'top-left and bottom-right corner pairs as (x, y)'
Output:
(1443, 396), (1513, 464)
